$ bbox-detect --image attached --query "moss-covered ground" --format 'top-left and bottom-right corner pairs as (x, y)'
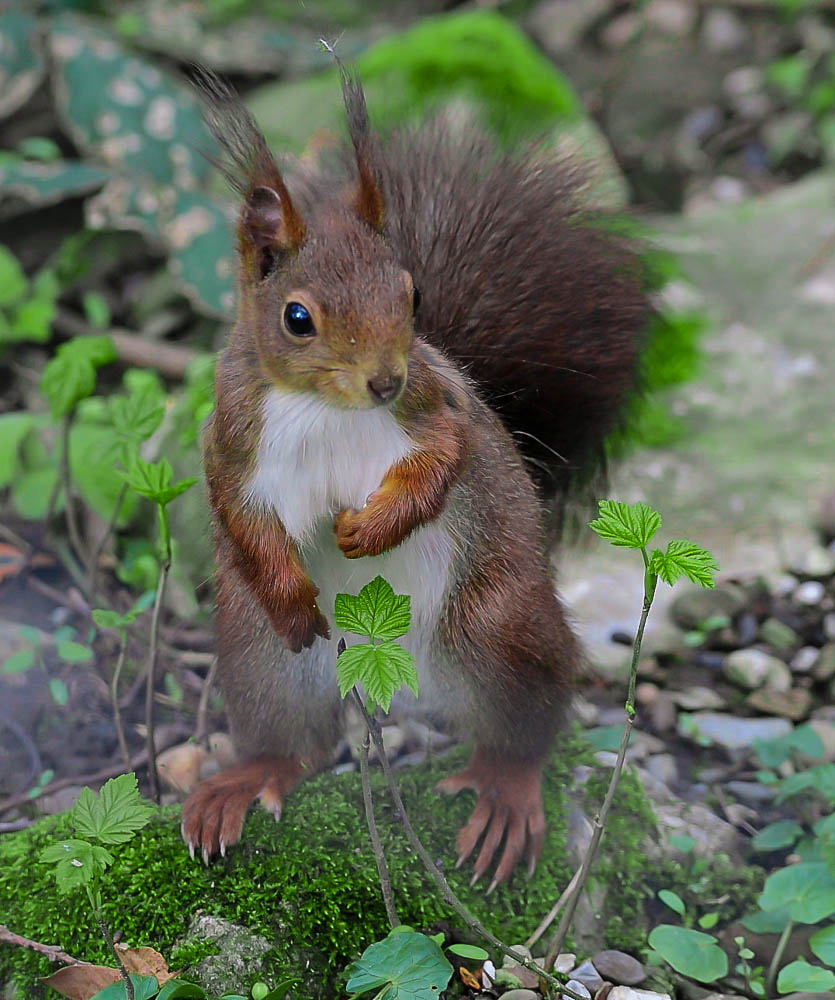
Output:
(1, 732), (658, 998)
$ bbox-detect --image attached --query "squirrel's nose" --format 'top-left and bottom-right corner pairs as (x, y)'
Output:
(367, 373), (403, 405)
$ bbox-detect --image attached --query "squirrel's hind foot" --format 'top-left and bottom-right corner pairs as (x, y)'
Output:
(181, 756), (306, 863)
(437, 748), (545, 892)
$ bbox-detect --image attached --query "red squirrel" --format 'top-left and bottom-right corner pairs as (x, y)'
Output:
(181, 69), (649, 888)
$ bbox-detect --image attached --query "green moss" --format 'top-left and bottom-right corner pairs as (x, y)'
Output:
(0, 731), (656, 998)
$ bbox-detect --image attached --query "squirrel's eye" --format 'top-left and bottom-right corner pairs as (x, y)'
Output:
(412, 286), (421, 316)
(284, 302), (315, 338)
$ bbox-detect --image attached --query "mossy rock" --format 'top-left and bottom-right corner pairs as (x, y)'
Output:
(0, 733), (657, 999)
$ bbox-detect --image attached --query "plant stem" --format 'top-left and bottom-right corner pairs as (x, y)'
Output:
(58, 413), (90, 575)
(352, 690), (399, 929)
(544, 586), (654, 970)
(95, 914), (134, 1000)
(351, 694), (580, 999)
(145, 506), (171, 804)
(111, 631), (132, 772)
(766, 919), (794, 998)
(88, 482), (127, 603)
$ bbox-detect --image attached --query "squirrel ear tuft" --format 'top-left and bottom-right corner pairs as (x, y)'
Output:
(339, 65), (384, 231)
(241, 184), (305, 277)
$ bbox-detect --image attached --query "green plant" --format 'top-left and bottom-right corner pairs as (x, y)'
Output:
(0, 243), (58, 345)
(345, 929), (453, 1000)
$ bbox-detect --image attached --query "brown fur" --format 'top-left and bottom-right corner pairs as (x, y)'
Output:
(183, 70), (645, 883)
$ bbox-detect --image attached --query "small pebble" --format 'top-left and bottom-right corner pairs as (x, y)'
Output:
(608, 987), (671, 1000)
(724, 648), (791, 691)
(611, 630), (633, 646)
(593, 950), (647, 986)
(791, 646), (820, 673)
(554, 954), (576, 974)
(771, 573), (800, 598)
(502, 945), (532, 968)
(795, 546), (835, 579)
(825, 614), (835, 641)
(795, 581), (825, 606)
(735, 611), (759, 646)
(636, 682), (659, 706)
(499, 991), (538, 1000)
(569, 960), (603, 992)
(673, 686), (725, 710)
(645, 753), (678, 786)
(814, 644), (835, 680)
(746, 686), (812, 721)
(564, 981), (592, 1000)
(758, 617), (801, 652)
(726, 780), (775, 803)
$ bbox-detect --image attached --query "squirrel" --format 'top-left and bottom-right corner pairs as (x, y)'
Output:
(181, 68), (650, 888)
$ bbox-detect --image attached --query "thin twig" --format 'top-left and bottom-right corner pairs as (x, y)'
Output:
(193, 656), (219, 746)
(96, 918), (134, 1000)
(352, 689), (399, 929)
(352, 695), (580, 999)
(0, 924), (85, 965)
(524, 866), (582, 950)
(145, 555), (169, 805)
(0, 522), (32, 553)
(25, 575), (89, 617)
(545, 594), (652, 970)
(111, 633), (132, 772)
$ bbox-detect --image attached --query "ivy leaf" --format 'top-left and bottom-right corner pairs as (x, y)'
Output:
(40, 335), (116, 419)
(337, 642), (418, 712)
(346, 931), (454, 999)
(648, 925), (728, 983)
(121, 455), (196, 506)
(71, 773), (154, 846)
(649, 540), (718, 589)
(588, 499), (661, 549)
(776, 960), (835, 994)
(335, 576), (411, 640)
(759, 862), (835, 923)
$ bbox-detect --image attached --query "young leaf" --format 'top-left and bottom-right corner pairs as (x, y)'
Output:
(335, 576), (411, 640)
(588, 499), (661, 549)
(336, 642), (419, 712)
(71, 773), (154, 845)
(658, 889), (686, 917)
(40, 839), (113, 893)
(92, 608), (130, 630)
(50, 678), (69, 705)
(56, 639), (93, 663)
(649, 540), (718, 589)
(2, 647), (35, 674)
(0, 245), (27, 306)
(776, 960), (835, 994)
(648, 925), (728, 983)
(751, 819), (804, 852)
(110, 385), (165, 446)
(122, 455), (196, 506)
(446, 944), (489, 962)
(346, 931), (454, 999)
(40, 336), (117, 419)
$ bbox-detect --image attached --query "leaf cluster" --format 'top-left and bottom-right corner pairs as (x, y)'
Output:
(0, 243), (58, 345)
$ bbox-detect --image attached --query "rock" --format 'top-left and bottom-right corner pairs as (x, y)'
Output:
(564, 980), (593, 1000)
(671, 586), (746, 630)
(758, 618), (801, 652)
(794, 581), (825, 606)
(808, 720), (835, 762)
(500, 991), (539, 1000)
(645, 0), (697, 37)
(569, 960), (603, 992)
(679, 712), (792, 750)
(814, 644), (835, 680)
(554, 954), (576, 974)
(653, 799), (740, 858)
(701, 7), (748, 52)
(770, 573), (800, 598)
(746, 687), (811, 721)
(724, 649), (791, 691)
(609, 987), (672, 1000)
(645, 753), (678, 786)
(673, 686), (726, 710)
(825, 615), (835, 641)
(502, 945), (533, 968)
(574, 695), (600, 727)
(593, 950), (646, 985)
(764, 111), (817, 165)
(649, 691), (678, 733)
(725, 780), (775, 804)
(636, 682), (660, 706)
(794, 546), (835, 579)
(178, 915), (272, 996)
(527, 0), (609, 54)
(586, 639), (631, 681)
(601, 12), (641, 49)
(791, 646), (819, 673)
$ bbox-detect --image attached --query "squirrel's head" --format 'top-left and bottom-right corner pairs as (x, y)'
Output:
(201, 68), (414, 410)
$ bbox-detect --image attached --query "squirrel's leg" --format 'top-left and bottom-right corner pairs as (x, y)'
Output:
(437, 561), (577, 889)
(181, 534), (341, 862)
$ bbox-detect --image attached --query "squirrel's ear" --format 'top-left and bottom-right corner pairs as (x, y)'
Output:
(239, 183), (305, 279)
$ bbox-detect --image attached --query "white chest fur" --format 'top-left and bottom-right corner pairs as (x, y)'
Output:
(245, 390), (457, 710)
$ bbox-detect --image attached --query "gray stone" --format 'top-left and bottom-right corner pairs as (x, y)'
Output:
(679, 712), (792, 750)
(671, 586), (746, 630)
(179, 915), (272, 996)
(500, 992), (539, 1000)
(569, 960), (604, 992)
(701, 7), (748, 52)
(646, 0), (697, 37)
(526, 0), (608, 54)
(593, 950), (646, 985)
(645, 753), (678, 786)
(770, 573), (800, 598)
(564, 980), (592, 1000)
(746, 686), (811, 721)
(502, 945), (533, 968)
(794, 581), (825, 606)
(653, 798), (740, 859)
(724, 648), (791, 691)
(601, 12), (641, 49)
(725, 780), (775, 804)
(554, 954), (577, 974)
(795, 546), (835, 578)
(673, 686), (726, 710)
(790, 646), (819, 673)
(815, 644), (835, 680)
(758, 617), (801, 652)
(825, 614), (835, 641)
(609, 987), (672, 1000)
(808, 720), (835, 762)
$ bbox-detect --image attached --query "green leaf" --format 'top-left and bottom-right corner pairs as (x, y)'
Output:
(669, 834), (696, 854)
(121, 455), (196, 506)
(446, 944), (489, 962)
(0, 412), (34, 488)
(810, 925), (835, 965)
(699, 912), (719, 930)
(10, 296), (55, 343)
(776, 960), (835, 994)
(588, 499), (661, 549)
(49, 678), (69, 705)
(658, 889), (686, 916)
(648, 925), (728, 983)
(2, 647), (35, 674)
(83, 291), (110, 329)
(56, 639), (93, 663)
(71, 773), (154, 845)
(337, 641), (419, 712)
(18, 136), (62, 162)
(0, 245), (27, 306)
(759, 862), (835, 923)
(649, 540), (718, 589)
(39, 839), (112, 893)
(92, 609), (128, 630)
(40, 335), (116, 419)
(156, 983), (207, 1000)
(110, 384), (165, 445)
(752, 820), (804, 852)
(335, 576), (412, 640)
(741, 907), (791, 934)
(90, 974), (160, 1000)
(346, 931), (454, 999)
(776, 764), (835, 804)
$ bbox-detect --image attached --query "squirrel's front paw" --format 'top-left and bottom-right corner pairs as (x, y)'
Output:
(276, 602), (330, 653)
(334, 506), (388, 558)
